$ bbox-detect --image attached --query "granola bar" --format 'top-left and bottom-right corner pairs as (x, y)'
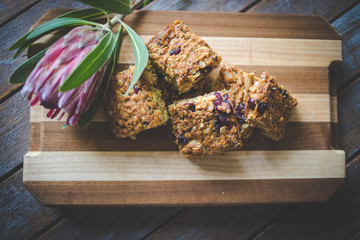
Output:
(215, 63), (298, 141)
(146, 20), (221, 94)
(168, 90), (242, 157)
(213, 63), (255, 139)
(105, 64), (169, 139)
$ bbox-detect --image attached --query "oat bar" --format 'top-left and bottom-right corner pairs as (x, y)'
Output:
(215, 63), (298, 141)
(146, 20), (221, 94)
(213, 64), (255, 139)
(105, 64), (169, 139)
(168, 90), (242, 157)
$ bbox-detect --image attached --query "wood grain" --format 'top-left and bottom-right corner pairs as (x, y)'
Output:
(142, 0), (258, 12)
(23, 150), (344, 205)
(28, 122), (332, 151)
(40, 205), (285, 240)
(248, 1), (360, 90)
(142, 156), (360, 239)
(24, 178), (344, 205)
(248, 0), (358, 22)
(38, 207), (183, 240)
(145, 205), (287, 240)
(0, 91), (29, 179)
(23, 150), (345, 181)
(116, 64), (332, 94)
(0, 170), (62, 240)
(124, 10), (342, 40)
(0, 0), (38, 25)
(30, 9), (343, 40)
(333, 3), (360, 89)
(338, 77), (360, 159)
(249, 157), (360, 240)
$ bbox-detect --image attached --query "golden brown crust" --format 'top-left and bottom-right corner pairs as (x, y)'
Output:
(146, 20), (221, 94)
(168, 90), (243, 158)
(105, 65), (169, 138)
(246, 72), (298, 140)
(214, 63), (254, 139)
(215, 63), (298, 141)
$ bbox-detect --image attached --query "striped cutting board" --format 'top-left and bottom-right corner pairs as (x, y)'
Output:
(23, 10), (344, 205)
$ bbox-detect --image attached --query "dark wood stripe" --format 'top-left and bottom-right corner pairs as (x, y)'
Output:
(23, 178), (344, 205)
(116, 64), (330, 94)
(29, 122), (331, 151)
(29, 9), (341, 40)
(244, 122), (332, 151)
(29, 123), (177, 152)
(331, 122), (339, 149)
(124, 10), (341, 40)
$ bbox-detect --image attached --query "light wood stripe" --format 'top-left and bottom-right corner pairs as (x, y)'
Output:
(331, 96), (338, 123)
(30, 94), (335, 123)
(290, 94), (332, 122)
(118, 36), (342, 67)
(23, 150), (345, 182)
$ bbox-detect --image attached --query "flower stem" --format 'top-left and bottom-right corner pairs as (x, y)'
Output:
(104, 0), (145, 30)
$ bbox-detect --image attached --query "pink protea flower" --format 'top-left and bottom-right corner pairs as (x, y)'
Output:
(21, 26), (109, 126)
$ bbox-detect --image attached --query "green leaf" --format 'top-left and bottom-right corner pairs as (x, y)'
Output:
(9, 17), (101, 58)
(143, 0), (151, 7)
(28, 17), (100, 39)
(57, 8), (106, 21)
(113, 25), (123, 63)
(59, 30), (116, 92)
(9, 48), (48, 84)
(8, 33), (30, 51)
(77, 94), (102, 128)
(77, 0), (132, 15)
(102, 9), (111, 23)
(119, 19), (149, 96)
(13, 44), (30, 59)
(103, 25), (123, 99)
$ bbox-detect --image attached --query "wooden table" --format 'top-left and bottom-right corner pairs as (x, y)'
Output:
(1, 0), (359, 239)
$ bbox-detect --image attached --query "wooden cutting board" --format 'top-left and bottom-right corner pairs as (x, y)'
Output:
(23, 10), (345, 206)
